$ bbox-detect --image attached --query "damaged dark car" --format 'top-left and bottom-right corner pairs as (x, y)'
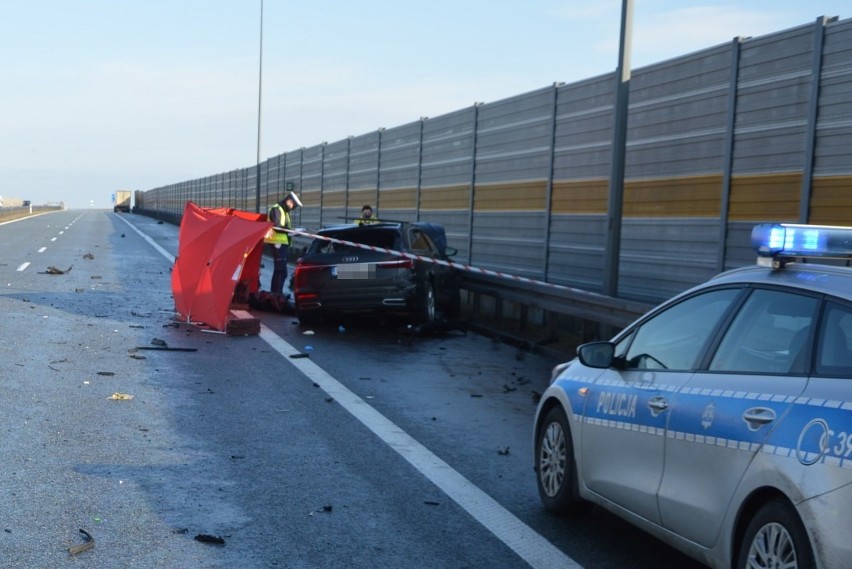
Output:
(293, 222), (461, 325)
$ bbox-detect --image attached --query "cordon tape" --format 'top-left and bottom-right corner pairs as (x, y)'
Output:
(281, 227), (588, 295)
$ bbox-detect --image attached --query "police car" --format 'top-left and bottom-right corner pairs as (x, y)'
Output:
(533, 223), (852, 569)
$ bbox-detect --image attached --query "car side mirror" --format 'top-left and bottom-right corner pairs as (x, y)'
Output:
(444, 246), (458, 257)
(577, 341), (615, 369)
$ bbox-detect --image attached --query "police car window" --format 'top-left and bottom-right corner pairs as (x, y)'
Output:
(816, 302), (852, 376)
(621, 288), (739, 371)
(709, 289), (819, 374)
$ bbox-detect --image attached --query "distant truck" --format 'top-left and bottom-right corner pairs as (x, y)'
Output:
(113, 190), (131, 213)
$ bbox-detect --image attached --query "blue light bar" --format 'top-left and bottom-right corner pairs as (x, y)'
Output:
(752, 223), (852, 263)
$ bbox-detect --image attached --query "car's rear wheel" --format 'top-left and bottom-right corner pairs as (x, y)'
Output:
(736, 499), (815, 569)
(536, 405), (583, 513)
(296, 305), (320, 326)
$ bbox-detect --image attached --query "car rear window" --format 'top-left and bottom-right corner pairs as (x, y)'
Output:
(310, 228), (400, 254)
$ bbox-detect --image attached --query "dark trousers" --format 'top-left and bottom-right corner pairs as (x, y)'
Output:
(270, 244), (290, 294)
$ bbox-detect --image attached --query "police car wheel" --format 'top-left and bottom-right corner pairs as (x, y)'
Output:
(736, 499), (815, 569)
(536, 405), (582, 513)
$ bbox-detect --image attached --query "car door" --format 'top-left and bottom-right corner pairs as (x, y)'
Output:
(657, 288), (818, 547)
(580, 288), (741, 524)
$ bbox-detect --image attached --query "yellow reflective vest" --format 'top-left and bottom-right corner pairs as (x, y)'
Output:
(264, 204), (291, 245)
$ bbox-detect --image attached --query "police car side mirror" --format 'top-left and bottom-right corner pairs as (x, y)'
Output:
(577, 341), (615, 369)
(445, 246), (458, 257)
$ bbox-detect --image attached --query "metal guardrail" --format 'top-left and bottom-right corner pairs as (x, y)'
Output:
(139, 208), (653, 334)
(0, 205), (62, 222)
(460, 271), (654, 330)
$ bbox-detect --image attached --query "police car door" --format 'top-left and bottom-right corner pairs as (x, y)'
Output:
(580, 288), (740, 524)
(657, 288), (817, 547)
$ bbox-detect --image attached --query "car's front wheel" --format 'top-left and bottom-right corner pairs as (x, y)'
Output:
(736, 499), (815, 569)
(536, 405), (584, 513)
(415, 282), (437, 324)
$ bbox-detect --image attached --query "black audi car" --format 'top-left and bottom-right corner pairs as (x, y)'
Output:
(292, 221), (461, 324)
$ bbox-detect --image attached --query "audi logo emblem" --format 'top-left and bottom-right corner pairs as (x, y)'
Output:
(342, 256), (359, 262)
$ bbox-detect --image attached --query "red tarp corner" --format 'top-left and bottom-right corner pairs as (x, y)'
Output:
(171, 201), (271, 331)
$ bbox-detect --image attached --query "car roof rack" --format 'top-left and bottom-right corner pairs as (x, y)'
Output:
(752, 223), (852, 269)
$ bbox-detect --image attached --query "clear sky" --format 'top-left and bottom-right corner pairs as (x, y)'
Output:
(1, 1), (847, 209)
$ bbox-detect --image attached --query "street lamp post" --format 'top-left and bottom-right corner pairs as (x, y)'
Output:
(603, 0), (633, 297)
(255, 0), (264, 213)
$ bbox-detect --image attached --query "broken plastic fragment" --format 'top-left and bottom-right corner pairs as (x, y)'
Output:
(107, 393), (134, 401)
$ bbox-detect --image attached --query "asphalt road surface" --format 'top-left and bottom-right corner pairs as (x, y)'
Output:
(0, 210), (708, 569)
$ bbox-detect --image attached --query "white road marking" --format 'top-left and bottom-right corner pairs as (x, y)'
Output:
(38, 247), (47, 253)
(17, 262), (30, 272)
(132, 213), (581, 569)
(50, 237), (57, 242)
(115, 215), (175, 263)
(260, 326), (583, 569)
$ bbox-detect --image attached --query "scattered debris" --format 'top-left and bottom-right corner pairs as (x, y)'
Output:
(194, 534), (225, 545)
(531, 390), (542, 404)
(150, 338), (167, 347)
(290, 353), (310, 359)
(90, 275), (102, 280)
(423, 500), (441, 506)
(470, 393), (483, 398)
(129, 354), (147, 360)
(41, 266), (72, 275)
(68, 529), (95, 556)
(497, 446), (511, 456)
(172, 528), (189, 534)
(502, 384), (517, 393)
(96, 371), (115, 376)
(136, 346), (198, 352)
(83, 253), (94, 260)
(107, 393), (134, 401)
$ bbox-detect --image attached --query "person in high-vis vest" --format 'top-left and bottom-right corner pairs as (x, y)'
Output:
(357, 204), (379, 225)
(264, 191), (302, 295)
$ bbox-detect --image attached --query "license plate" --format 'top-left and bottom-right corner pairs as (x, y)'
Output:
(334, 263), (375, 279)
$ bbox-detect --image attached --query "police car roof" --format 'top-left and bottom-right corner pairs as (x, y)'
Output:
(708, 262), (852, 299)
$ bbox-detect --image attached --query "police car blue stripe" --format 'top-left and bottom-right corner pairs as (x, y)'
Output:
(559, 373), (852, 471)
